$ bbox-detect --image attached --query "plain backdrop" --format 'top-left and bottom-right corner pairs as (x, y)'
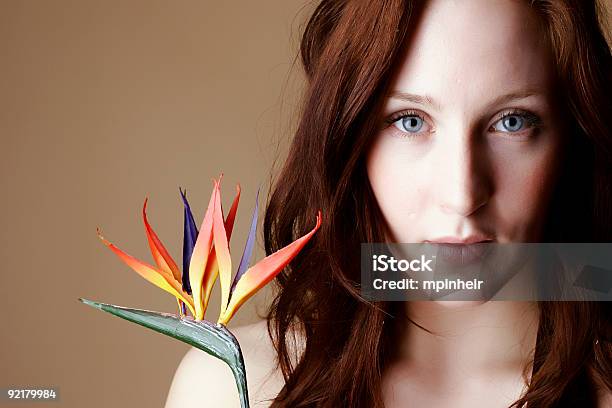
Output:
(0, 1), (610, 407)
(0, 1), (313, 407)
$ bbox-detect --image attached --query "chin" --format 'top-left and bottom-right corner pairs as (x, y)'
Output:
(430, 300), (487, 308)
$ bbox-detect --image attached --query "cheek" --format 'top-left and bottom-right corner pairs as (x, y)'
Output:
(491, 138), (561, 240)
(366, 134), (430, 241)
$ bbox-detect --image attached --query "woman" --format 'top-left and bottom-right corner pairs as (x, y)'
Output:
(165, 0), (612, 406)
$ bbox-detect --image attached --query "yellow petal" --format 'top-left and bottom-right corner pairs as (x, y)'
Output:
(218, 210), (322, 324)
(212, 177), (233, 317)
(188, 179), (216, 320)
(200, 182), (241, 313)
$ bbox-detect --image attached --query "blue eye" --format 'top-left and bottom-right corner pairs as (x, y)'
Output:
(491, 112), (541, 133)
(495, 115), (524, 132)
(391, 114), (429, 134)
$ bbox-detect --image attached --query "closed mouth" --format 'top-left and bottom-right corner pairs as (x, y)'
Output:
(428, 242), (492, 265)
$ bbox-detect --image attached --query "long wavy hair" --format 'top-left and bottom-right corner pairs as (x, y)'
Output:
(263, 1), (612, 406)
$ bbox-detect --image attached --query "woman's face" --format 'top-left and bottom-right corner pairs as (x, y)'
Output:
(366, 0), (564, 244)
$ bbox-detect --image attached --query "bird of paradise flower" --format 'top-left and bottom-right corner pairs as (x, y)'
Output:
(79, 174), (322, 408)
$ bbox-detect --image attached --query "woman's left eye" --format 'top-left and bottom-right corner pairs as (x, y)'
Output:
(490, 112), (540, 133)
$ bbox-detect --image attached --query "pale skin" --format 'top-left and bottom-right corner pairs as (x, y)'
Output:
(165, 0), (611, 406)
(164, 319), (288, 407)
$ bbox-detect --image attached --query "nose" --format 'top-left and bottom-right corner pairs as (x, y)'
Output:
(435, 130), (492, 217)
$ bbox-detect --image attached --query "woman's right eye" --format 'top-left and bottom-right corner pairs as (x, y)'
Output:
(389, 113), (431, 135)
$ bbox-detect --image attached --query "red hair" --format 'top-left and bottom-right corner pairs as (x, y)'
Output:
(263, 1), (612, 406)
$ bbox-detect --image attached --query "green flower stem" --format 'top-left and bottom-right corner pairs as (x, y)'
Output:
(79, 298), (249, 408)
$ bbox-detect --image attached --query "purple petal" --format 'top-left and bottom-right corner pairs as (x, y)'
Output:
(230, 185), (261, 296)
(180, 187), (199, 294)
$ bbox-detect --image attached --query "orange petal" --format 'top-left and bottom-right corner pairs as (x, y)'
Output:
(142, 198), (182, 285)
(188, 179), (217, 320)
(225, 183), (241, 240)
(97, 228), (196, 316)
(212, 177), (233, 316)
(200, 182), (241, 311)
(200, 248), (219, 313)
(218, 210), (322, 324)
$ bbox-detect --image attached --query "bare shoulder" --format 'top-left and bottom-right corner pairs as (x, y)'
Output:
(598, 387), (612, 408)
(164, 319), (285, 408)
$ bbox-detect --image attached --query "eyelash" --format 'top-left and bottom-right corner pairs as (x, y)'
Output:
(492, 110), (542, 133)
(384, 109), (423, 127)
(383, 108), (542, 138)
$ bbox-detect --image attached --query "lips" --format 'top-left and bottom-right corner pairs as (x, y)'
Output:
(431, 243), (491, 265)
(426, 235), (494, 244)
(423, 236), (494, 266)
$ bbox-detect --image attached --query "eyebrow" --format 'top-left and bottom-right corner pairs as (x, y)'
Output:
(387, 92), (441, 110)
(386, 90), (543, 110)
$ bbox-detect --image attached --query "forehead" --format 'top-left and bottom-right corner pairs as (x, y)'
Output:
(389, 0), (554, 105)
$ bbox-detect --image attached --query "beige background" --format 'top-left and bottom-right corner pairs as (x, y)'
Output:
(1, 1), (610, 408)
(0, 1), (313, 407)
